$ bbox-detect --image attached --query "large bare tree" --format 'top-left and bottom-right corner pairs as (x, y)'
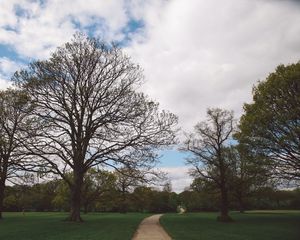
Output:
(14, 34), (178, 222)
(0, 89), (31, 219)
(183, 108), (235, 222)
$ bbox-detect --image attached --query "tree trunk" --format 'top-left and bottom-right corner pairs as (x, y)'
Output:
(66, 170), (83, 222)
(238, 194), (245, 213)
(239, 203), (245, 213)
(0, 179), (5, 219)
(120, 192), (127, 214)
(217, 185), (232, 222)
(0, 159), (8, 220)
(217, 154), (232, 222)
(83, 202), (89, 214)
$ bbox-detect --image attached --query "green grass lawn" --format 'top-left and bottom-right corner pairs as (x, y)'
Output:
(0, 212), (150, 240)
(161, 210), (300, 240)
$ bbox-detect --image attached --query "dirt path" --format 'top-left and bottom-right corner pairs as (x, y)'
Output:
(132, 214), (172, 240)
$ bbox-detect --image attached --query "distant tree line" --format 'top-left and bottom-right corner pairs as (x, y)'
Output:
(2, 170), (179, 213)
(3, 172), (300, 213)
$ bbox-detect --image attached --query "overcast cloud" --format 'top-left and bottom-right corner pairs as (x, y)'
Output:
(1, 0), (300, 191)
(126, 0), (300, 131)
(1, 0), (300, 128)
(160, 166), (193, 193)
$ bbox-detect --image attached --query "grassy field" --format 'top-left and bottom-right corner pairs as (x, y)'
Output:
(0, 212), (149, 240)
(161, 210), (300, 240)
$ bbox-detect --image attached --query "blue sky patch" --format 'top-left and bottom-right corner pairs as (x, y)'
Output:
(0, 44), (29, 65)
(157, 149), (189, 167)
(120, 19), (144, 46)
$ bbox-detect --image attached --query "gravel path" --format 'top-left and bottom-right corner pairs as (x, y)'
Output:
(132, 214), (172, 240)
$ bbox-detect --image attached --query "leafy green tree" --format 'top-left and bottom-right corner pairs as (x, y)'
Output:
(183, 108), (235, 222)
(178, 189), (219, 212)
(238, 62), (300, 181)
(132, 186), (154, 212)
(51, 170), (117, 213)
(0, 89), (32, 219)
(114, 167), (149, 213)
(290, 188), (300, 209)
(227, 145), (270, 213)
(52, 179), (70, 211)
(3, 186), (20, 211)
(82, 169), (116, 213)
(14, 33), (177, 222)
(30, 181), (59, 211)
(167, 192), (179, 212)
(190, 177), (217, 193)
(188, 178), (220, 211)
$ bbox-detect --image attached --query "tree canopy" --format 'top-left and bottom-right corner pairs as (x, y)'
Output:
(237, 62), (300, 181)
(0, 89), (32, 218)
(13, 33), (178, 221)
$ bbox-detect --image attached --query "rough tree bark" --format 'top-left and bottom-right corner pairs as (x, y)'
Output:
(237, 194), (245, 213)
(218, 182), (230, 221)
(0, 177), (6, 219)
(67, 170), (84, 222)
(218, 165), (231, 221)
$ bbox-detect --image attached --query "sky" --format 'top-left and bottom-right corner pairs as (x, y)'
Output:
(1, 0), (300, 192)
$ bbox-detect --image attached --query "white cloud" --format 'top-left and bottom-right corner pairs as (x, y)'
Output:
(0, 57), (21, 74)
(1, 0), (300, 125)
(0, 57), (24, 89)
(0, 0), (132, 59)
(126, 0), (300, 132)
(159, 166), (192, 193)
(0, 77), (10, 89)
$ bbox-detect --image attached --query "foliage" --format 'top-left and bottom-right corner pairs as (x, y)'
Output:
(82, 169), (117, 213)
(183, 180), (220, 211)
(237, 62), (300, 181)
(0, 88), (32, 218)
(227, 144), (271, 212)
(3, 178), (300, 213)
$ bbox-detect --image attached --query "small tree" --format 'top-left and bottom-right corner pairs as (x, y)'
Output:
(183, 108), (235, 222)
(14, 33), (177, 222)
(0, 89), (32, 219)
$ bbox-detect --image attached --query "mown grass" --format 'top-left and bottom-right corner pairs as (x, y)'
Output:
(161, 210), (300, 240)
(0, 212), (149, 240)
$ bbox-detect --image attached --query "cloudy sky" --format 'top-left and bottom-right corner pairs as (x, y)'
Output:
(1, 0), (300, 192)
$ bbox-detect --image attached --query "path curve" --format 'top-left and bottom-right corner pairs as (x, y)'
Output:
(132, 214), (172, 240)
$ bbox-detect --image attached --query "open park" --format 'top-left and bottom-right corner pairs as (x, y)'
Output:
(0, 211), (299, 240)
(1, 1), (300, 239)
